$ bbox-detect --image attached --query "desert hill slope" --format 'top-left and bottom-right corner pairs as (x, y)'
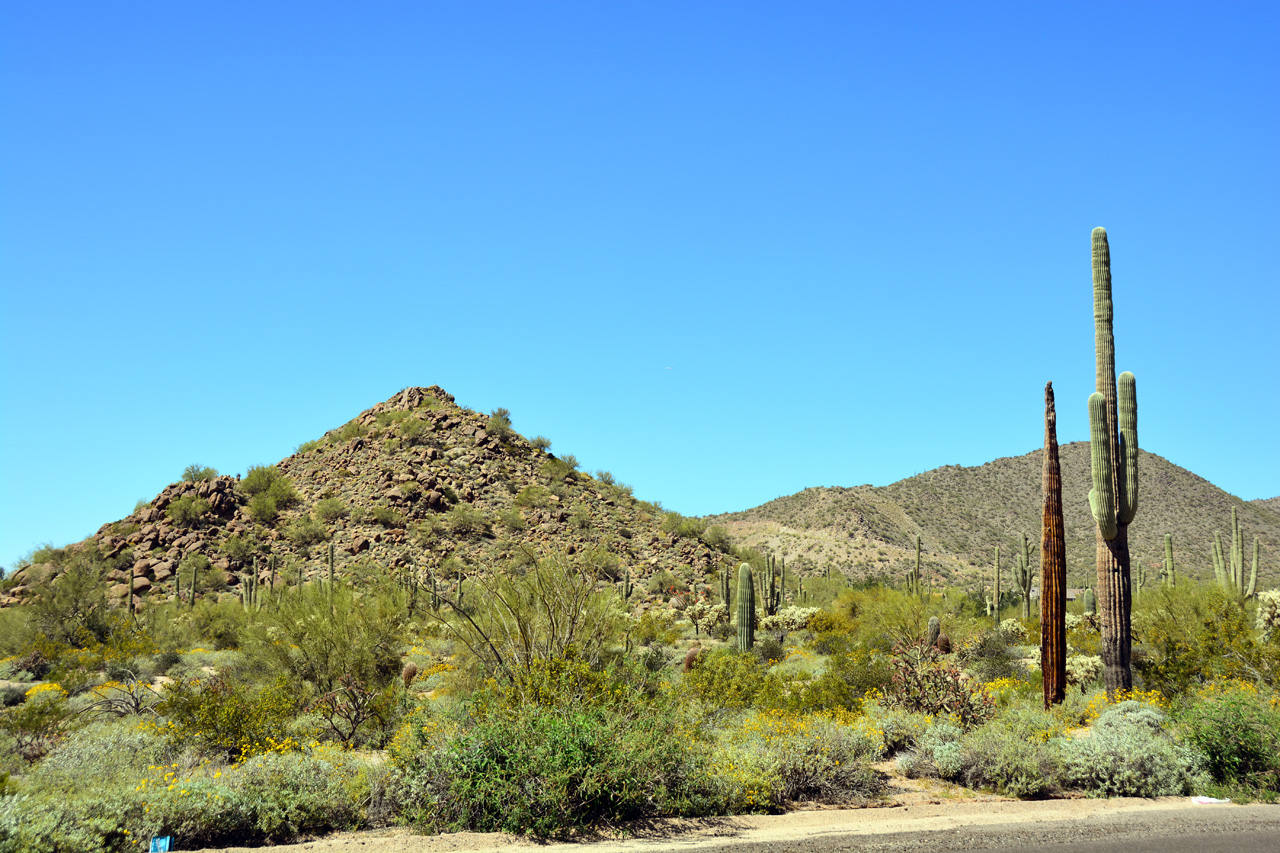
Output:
(4, 387), (732, 607)
(709, 443), (1279, 591)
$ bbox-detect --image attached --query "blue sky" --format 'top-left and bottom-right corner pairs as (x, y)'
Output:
(2, 2), (1277, 571)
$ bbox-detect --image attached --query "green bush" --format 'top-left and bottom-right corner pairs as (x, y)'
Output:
(370, 505), (406, 528)
(1177, 685), (1280, 794)
(956, 716), (1060, 797)
(241, 584), (406, 695)
(314, 498), (348, 523)
(397, 702), (701, 837)
(248, 493), (280, 524)
(284, 515), (329, 553)
(530, 435), (551, 452)
(155, 674), (299, 761)
(514, 485), (551, 509)
(680, 648), (782, 711)
(241, 466), (298, 508)
(1058, 701), (1207, 797)
(165, 495), (209, 528)
(486, 408), (514, 441)
(446, 504), (488, 537)
(181, 464), (218, 482)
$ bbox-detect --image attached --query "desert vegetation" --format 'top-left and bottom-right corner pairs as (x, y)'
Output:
(0, 234), (1276, 852)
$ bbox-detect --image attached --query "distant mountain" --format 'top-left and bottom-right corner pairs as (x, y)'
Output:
(709, 443), (1279, 591)
(4, 387), (730, 607)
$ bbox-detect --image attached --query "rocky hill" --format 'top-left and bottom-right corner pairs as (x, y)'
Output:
(4, 387), (734, 609)
(709, 443), (1280, 592)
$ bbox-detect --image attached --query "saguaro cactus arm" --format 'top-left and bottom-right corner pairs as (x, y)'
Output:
(1087, 392), (1118, 540)
(1117, 372), (1138, 524)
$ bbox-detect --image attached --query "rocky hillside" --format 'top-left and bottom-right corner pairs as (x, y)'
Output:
(4, 387), (734, 609)
(710, 443), (1280, 592)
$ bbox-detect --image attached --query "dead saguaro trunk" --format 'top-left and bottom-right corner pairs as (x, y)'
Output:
(1041, 382), (1067, 708)
(1087, 227), (1137, 696)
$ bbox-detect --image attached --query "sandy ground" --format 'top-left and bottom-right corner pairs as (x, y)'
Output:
(190, 771), (1280, 853)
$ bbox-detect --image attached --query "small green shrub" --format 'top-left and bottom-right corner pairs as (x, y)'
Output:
(1177, 684), (1280, 793)
(370, 505), (406, 528)
(155, 674), (299, 760)
(314, 497), (348, 523)
(1059, 701), (1207, 797)
(530, 435), (551, 452)
(514, 485), (551, 509)
(486, 408), (514, 441)
(248, 493), (280, 524)
(285, 515), (329, 552)
(181, 464), (218, 482)
(446, 504), (488, 537)
(397, 703), (700, 837)
(166, 495), (209, 528)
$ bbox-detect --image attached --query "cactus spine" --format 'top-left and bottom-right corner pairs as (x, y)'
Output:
(1087, 227), (1138, 695)
(736, 563), (755, 651)
(1162, 534), (1175, 587)
(1040, 382), (1067, 708)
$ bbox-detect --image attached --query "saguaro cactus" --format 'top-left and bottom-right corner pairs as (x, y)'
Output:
(991, 545), (1001, 624)
(910, 535), (923, 599)
(1015, 532), (1034, 620)
(1215, 507), (1259, 598)
(1041, 382), (1067, 708)
(720, 566), (732, 611)
(1162, 534), (1176, 587)
(736, 563), (755, 651)
(1087, 227), (1138, 695)
(927, 615), (940, 649)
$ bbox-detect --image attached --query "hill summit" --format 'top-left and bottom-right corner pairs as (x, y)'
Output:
(4, 386), (733, 608)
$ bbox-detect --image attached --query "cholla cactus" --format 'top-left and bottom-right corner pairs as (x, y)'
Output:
(1255, 589), (1280, 639)
(1066, 654), (1103, 686)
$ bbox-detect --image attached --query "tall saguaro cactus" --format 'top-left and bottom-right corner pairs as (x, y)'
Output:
(1215, 507), (1258, 599)
(1087, 227), (1138, 695)
(1041, 382), (1067, 708)
(1015, 532), (1034, 620)
(736, 563), (755, 651)
(991, 545), (1001, 624)
(1162, 534), (1176, 587)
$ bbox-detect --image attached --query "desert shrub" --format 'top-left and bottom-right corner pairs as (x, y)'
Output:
(1134, 582), (1273, 695)
(706, 709), (885, 810)
(1177, 682), (1280, 794)
(956, 629), (1028, 683)
(248, 492), (280, 524)
(180, 553), (223, 599)
(631, 608), (682, 647)
(399, 417), (431, 446)
(310, 675), (404, 748)
(661, 512), (706, 541)
(241, 584), (406, 695)
(754, 635), (785, 666)
(497, 508), (525, 531)
(513, 485), (551, 509)
(219, 533), (260, 566)
(397, 701), (703, 837)
(863, 701), (930, 753)
(295, 438), (322, 454)
(541, 457), (577, 481)
(679, 648), (782, 711)
(186, 598), (247, 650)
(155, 674), (299, 761)
(241, 465), (298, 508)
(284, 514), (329, 552)
(1058, 700), (1207, 797)
(0, 683), (77, 763)
(431, 554), (627, 698)
(166, 495), (209, 528)
(370, 504), (406, 528)
(181, 464), (218, 482)
(26, 546), (116, 649)
(956, 722), (1059, 797)
(701, 525), (733, 553)
(530, 435), (551, 452)
(446, 503), (488, 537)
(314, 497), (348, 523)
(885, 640), (994, 730)
(333, 420), (368, 442)
(486, 407), (514, 441)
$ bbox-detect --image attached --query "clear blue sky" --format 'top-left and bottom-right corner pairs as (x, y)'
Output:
(2, 3), (1277, 571)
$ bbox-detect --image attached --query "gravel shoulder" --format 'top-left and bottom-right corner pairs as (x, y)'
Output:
(192, 797), (1280, 853)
